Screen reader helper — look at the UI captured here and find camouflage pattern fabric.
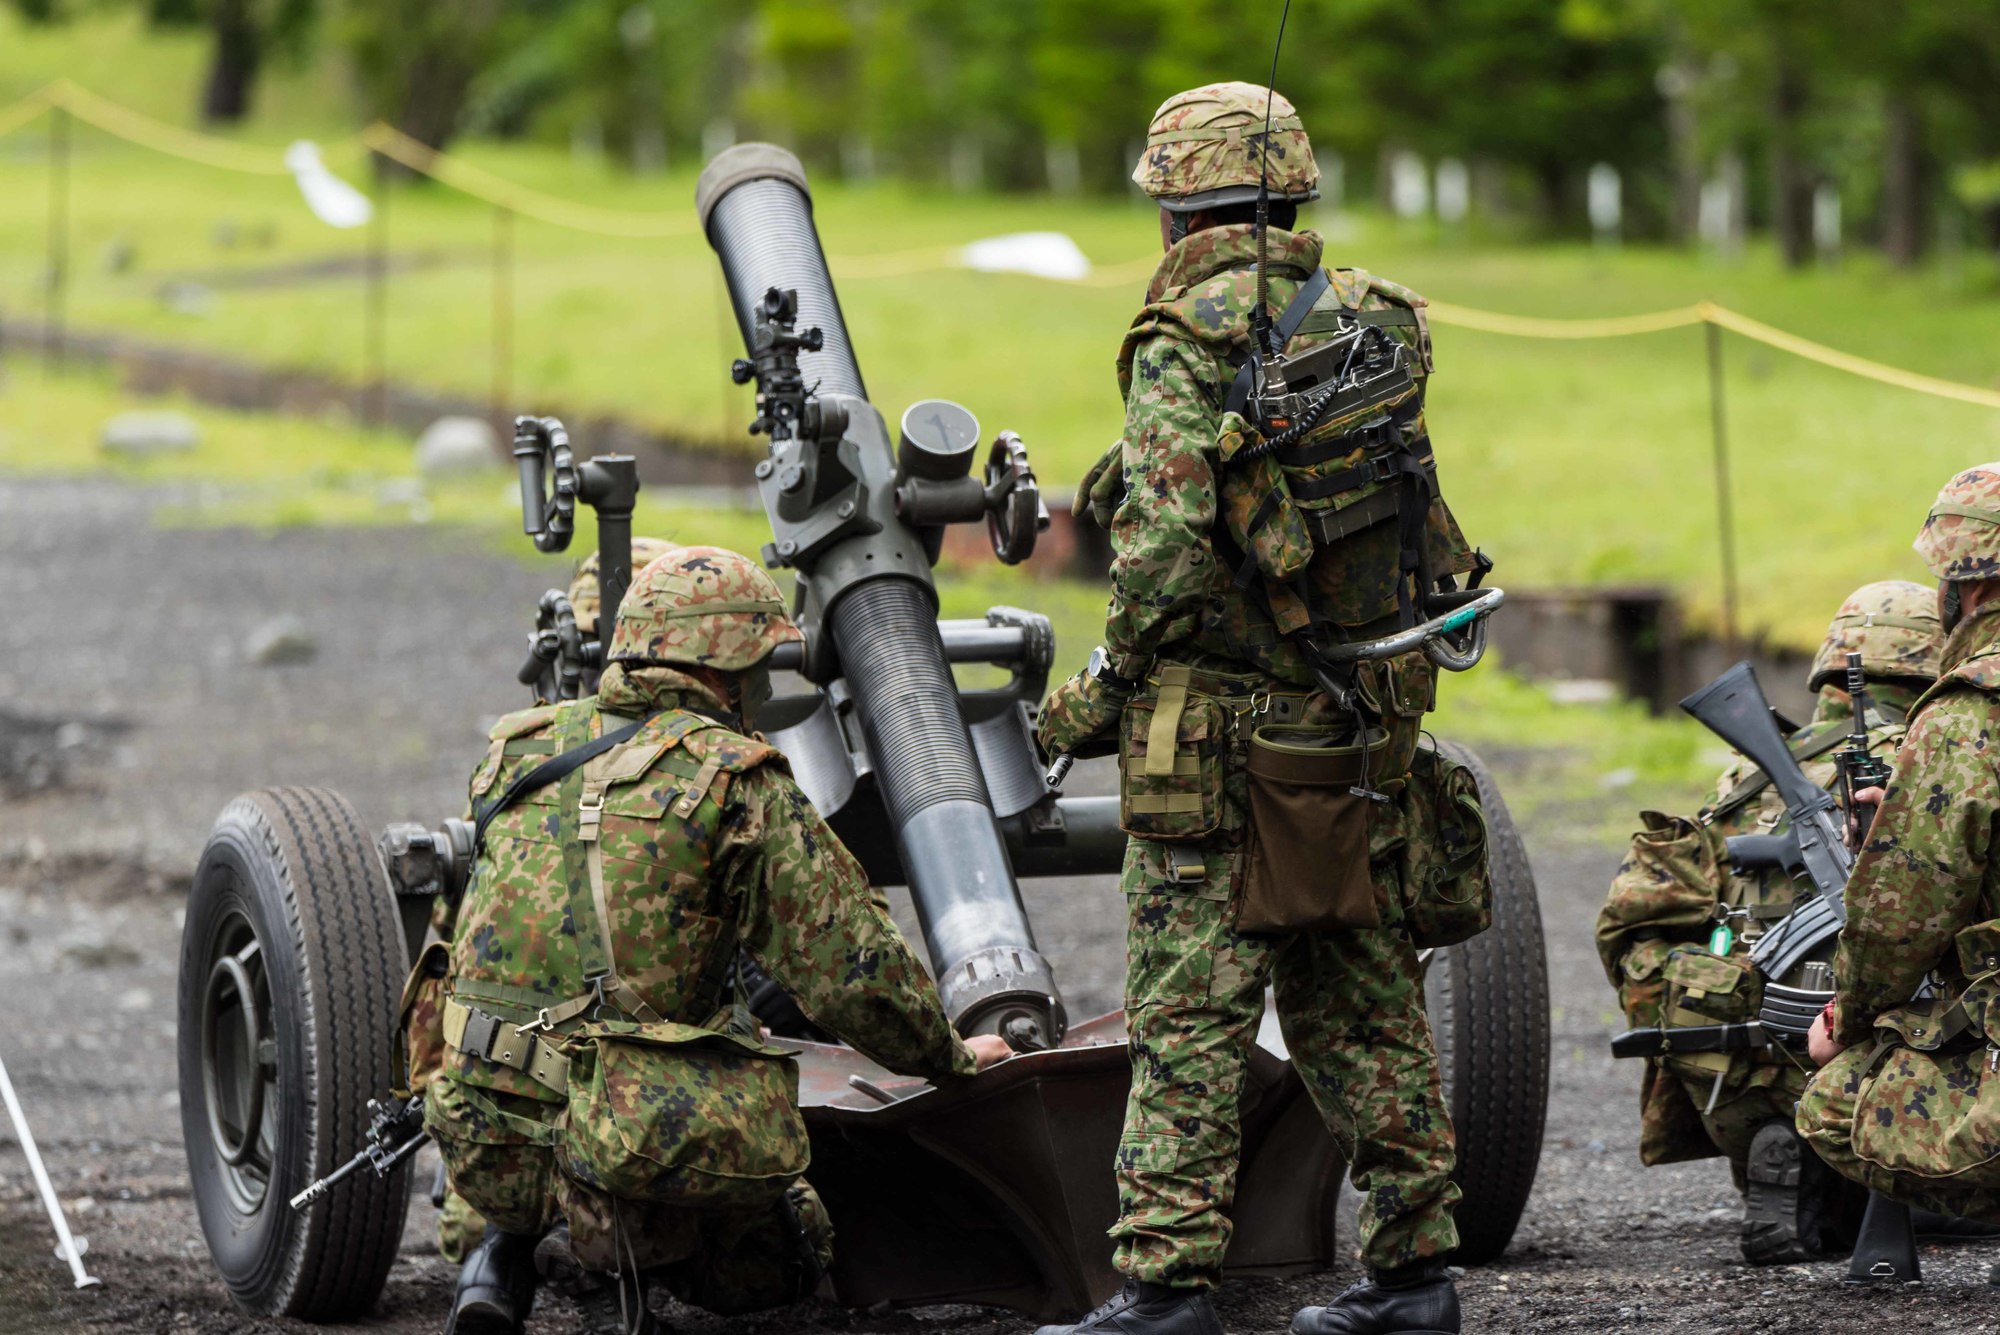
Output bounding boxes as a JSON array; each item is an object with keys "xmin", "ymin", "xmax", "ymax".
[
  {"xmin": 435, "ymin": 1188, "xmax": 488, "ymax": 1263},
  {"xmin": 1806, "ymin": 579, "xmax": 1941, "ymax": 693},
  {"xmin": 609, "ymin": 545, "xmax": 802, "ymax": 672},
  {"xmin": 1112, "ymin": 755, "xmax": 1459, "ymax": 1281},
  {"xmin": 1798, "ymin": 599, "xmax": 2000, "ymax": 1211},
  {"xmin": 1085, "ymin": 222, "xmax": 1467, "ymax": 1284},
  {"xmin": 569, "ymin": 535, "xmax": 679, "ymax": 637},
  {"xmin": 1913, "ymin": 463, "xmax": 2000, "ymax": 581},
  {"xmin": 1132, "ymin": 82, "xmax": 1317, "ymax": 205},
  {"xmin": 429, "ymin": 660, "xmax": 970, "ymax": 1293}
]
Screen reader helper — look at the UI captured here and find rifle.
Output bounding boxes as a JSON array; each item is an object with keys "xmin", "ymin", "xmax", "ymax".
[{"xmin": 288, "ymin": 1095, "xmax": 426, "ymax": 1211}]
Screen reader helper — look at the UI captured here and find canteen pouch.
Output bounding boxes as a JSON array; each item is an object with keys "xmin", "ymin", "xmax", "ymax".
[
  {"xmin": 395, "ymin": 939, "xmax": 452, "ymax": 1098},
  {"xmin": 1119, "ymin": 668, "xmax": 1228, "ymax": 842},
  {"xmin": 1237, "ymin": 723, "xmax": 1385, "ymax": 932},
  {"xmin": 556, "ymin": 1018, "xmax": 807, "ymax": 1212},
  {"xmin": 1396, "ymin": 744, "xmax": 1492, "ymax": 948},
  {"xmin": 1218, "ymin": 410, "xmax": 1314, "ymax": 585}
]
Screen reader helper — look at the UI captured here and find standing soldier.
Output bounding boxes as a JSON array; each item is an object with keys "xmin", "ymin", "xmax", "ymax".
[
  {"xmin": 1037, "ymin": 83, "xmax": 1478, "ymax": 1335},
  {"xmin": 1596, "ymin": 581, "xmax": 1941, "ymax": 1263},
  {"xmin": 1800, "ymin": 465, "xmax": 2000, "ymax": 1219},
  {"xmin": 427, "ymin": 546, "xmax": 1007, "ymax": 1335}
]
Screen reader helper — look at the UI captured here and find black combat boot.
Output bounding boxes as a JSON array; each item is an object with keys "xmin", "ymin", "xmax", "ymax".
[
  {"xmin": 444, "ymin": 1226, "xmax": 540, "ymax": 1335},
  {"xmin": 1912, "ymin": 1208, "xmax": 2000, "ymax": 1242},
  {"xmin": 1741, "ymin": 1120, "xmax": 1831, "ymax": 1264},
  {"xmin": 533, "ymin": 1225, "xmax": 660, "ymax": 1335},
  {"xmin": 1290, "ymin": 1261, "xmax": 1460, "ymax": 1335},
  {"xmin": 1031, "ymin": 1280, "xmax": 1223, "ymax": 1335}
]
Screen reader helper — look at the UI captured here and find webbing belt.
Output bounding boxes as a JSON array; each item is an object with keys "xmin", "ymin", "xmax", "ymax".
[{"xmin": 444, "ymin": 997, "xmax": 573, "ymax": 1094}]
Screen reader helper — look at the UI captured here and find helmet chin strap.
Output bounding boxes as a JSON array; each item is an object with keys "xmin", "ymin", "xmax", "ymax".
[
  {"xmin": 1168, "ymin": 210, "xmax": 1191, "ymax": 245},
  {"xmin": 1941, "ymin": 578, "xmax": 1964, "ymax": 632}
]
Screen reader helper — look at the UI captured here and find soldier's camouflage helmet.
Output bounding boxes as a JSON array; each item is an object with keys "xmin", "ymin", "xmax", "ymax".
[
  {"xmin": 1914, "ymin": 463, "xmax": 2000, "ymax": 583},
  {"xmin": 608, "ymin": 545, "xmax": 801, "ymax": 672},
  {"xmin": 569, "ymin": 536, "xmax": 679, "ymax": 637},
  {"xmin": 1132, "ymin": 82, "xmax": 1319, "ymax": 212},
  {"xmin": 1808, "ymin": 580, "xmax": 1943, "ymax": 693}
]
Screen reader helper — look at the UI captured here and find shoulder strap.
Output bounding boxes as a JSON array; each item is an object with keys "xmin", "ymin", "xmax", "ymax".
[
  {"xmin": 472, "ymin": 714, "xmax": 654, "ymax": 852},
  {"xmin": 1223, "ymin": 268, "xmax": 1334, "ymax": 416}
]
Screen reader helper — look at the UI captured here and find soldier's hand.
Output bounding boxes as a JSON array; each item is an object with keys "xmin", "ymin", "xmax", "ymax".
[
  {"xmin": 1807, "ymin": 1007, "xmax": 1846, "ymax": 1067},
  {"xmin": 1847, "ymin": 785, "xmax": 1887, "ymax": 846},
  {"xmin": 965, "ymin": 1034, "xmax": 1013, "ymax": 1072},
  {"xmin": 1034, "ymin": 671, "xmax": 1127, "ymax": 764}
]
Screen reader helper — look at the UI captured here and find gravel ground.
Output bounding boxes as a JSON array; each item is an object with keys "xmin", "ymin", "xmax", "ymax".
[{"xmin": 5, "ymin": 475, "xmax": 2000, "ymax": 1334}]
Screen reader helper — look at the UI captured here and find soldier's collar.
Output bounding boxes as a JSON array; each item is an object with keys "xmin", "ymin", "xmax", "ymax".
[
  {"xmin": 597, "ymin": 662, "xmax": 732, "ymax": 718},
  {"xmin": 1145, "ymin": 225, "xmax": 1323, "ymax": 304},
  {"xmin": 1939, "ymin": 599, "xmax": 2000, "ymax": 678}
]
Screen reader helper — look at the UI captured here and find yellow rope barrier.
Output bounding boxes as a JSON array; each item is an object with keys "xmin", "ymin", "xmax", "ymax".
[
  {"xmin": 0, "ymin": 81, "xmax": 1995, "ymax": 412},
  {"xmin": 49, "ymin": 79, "xmax": 294, "ymax": 175},
  {"xmin": 360, "ymin": 123, "xmax": 690, "ymax": 239},
  {"xmin": 1698, "ymin": 300, "xmax": 2000, "ymax": 411},
  {"xmin": 0, "ymin": 83, "xmax": 52, "ymax": 140},
  {"xmin": 1426, "ymin": 299, "xmax": 1705, "ymax": 339}
]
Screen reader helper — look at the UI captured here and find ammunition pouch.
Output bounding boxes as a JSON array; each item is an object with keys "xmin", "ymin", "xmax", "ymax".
[
  {"xmin": 554, "ymin": 1018, "xmax": 807, "ymax": 1213},
  {"xmin": 1236, "ymin": 722, "xmax": 1387, "ymax": 933},
  {"xmin": 1393, "ymin": 742, "xmax": 1492, "ymax": 948},
  {"xmin": 1118, "ymin": 666, "xmax": 1230, "ymax": 842}
]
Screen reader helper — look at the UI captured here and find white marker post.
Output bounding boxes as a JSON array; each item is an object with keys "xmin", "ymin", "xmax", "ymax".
[{"xmin": 0, "ymin": 1047, "xmax": 101, "ymax": 1288}]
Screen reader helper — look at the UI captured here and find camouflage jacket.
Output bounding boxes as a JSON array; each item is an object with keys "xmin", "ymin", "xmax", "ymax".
[
  {"xmin": 1834, "ymin": 602, "xmax": 2000, "ymax": 1046},
  {"xmin": 1596, "ymin": 685, "xmax": 1913, "ymax": 1017},
  {"xmin": 445, "ymin": 662, "xmax": 973, "ymax": 1099},
  {"xmin": 1083, "ymin": 224, "xmax": 1476, "ymax": 689}
]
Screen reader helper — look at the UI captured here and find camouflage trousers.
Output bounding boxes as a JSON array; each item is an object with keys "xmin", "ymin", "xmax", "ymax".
[
  {"xmin": 1797, "ymin": 1040, "xmax": 2000, "ymax": 1220},
  {"xmin": 437, "ymin": 1186, "xmax": 488, "ymax": 1263},
  {"xmin": 1109, "ymin": 836, "xmax": 1460, "ymax": 1285},
  {"xmin": 427, "ymin": 1075, "xmax": 833, "ymax": 1314},
  {"xmin": 1666, "ymin": 1053, "xmax": 1814, "ymax": 1186}
]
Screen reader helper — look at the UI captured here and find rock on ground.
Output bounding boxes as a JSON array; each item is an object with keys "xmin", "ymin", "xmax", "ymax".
[
  {"xmin": 415, "ymin": 416, "xmax": 502, "ymax": 477},
  {"xmin": 99, "ymin": 412, "xmax": 199, "ymax": 458}
]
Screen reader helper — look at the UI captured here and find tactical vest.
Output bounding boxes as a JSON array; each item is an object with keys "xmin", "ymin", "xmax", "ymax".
[
  {"xmin": 1120, "ymin": 265, "xmax": 1477, "ymax": 648},
  {"xmin": 444, "ymin": 699, "xmax": 778, "ymax": 1103}
]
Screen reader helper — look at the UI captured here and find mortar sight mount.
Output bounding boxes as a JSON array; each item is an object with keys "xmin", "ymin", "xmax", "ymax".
[{"xmin": 733, "ymin": 284, "xmax": 1048, "ymax": 575}]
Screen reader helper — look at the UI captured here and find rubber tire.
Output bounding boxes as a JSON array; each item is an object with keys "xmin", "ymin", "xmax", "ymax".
[
  {"xmin": 178, "ymin": 787, "xmax": 410, "ymax": 1320},
  {"xmin": 1425, "ymin": 741, "xmax": 1550, "ymax": 1265}
]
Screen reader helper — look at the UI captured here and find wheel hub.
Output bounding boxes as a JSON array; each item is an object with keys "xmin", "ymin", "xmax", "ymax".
[{"xmin": 199, "ymin": 911, "xmax": 277, "ymax": 1213}]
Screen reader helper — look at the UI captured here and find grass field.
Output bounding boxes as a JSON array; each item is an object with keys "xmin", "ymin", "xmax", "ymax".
[{"xmin": 4, "ymin": 10, "xmax": 2000, "ymax": 662}]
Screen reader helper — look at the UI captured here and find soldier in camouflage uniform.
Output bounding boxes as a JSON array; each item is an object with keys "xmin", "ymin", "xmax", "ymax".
[
  {"xmin": 1596, "ymin": 581, "xmax": 1941, "ymax": 1263},
  {"xmin": 1799, "ymin": 465, "xmax": 2000, "ymax": 1221},
  {"xmin": 1035, "ymin": 84, "xmax": 1473, "ymax": 1335},
  {"xmin": 433, "ymin": 536, "xmax": 685, "ymax": 1269},
  {"xmin": 426, "ymin": 546, "xmax": 1007, "ymax": 1335}
]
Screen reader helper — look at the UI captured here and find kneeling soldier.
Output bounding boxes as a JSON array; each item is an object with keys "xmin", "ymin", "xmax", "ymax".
[
  {"xmin": 1596, "ymin": 581, "xmax": 1940, "ymax": 1262},
  {"xmin": 1800, "ymin": 465, "xmax": 2000, "ymax": 1223},
  {"xmin": 425, "ymin": 546, "xmax": 1007, "ymax": 1334}
]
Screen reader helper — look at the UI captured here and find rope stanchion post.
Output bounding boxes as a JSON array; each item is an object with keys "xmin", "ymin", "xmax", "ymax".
[
  {"xmin": 363, "ymin": 155, "xmax": 388, "ymax": 428},
  {"xmin": 45, "ymin": 103, "xmax": 70, "ymax": 369},
  {"xmin": 1704, "ymin": 315, "xmax": 1741, "ymax": 658},
  {"xmin": 492, "ymin": 204, "xmax": 513, "ymax": 426}
]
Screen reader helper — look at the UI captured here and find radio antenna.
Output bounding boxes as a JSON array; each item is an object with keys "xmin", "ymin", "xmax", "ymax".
[{"xmin": 1252, "ymin": 0, "xmax": 1293, "ymax": 359}]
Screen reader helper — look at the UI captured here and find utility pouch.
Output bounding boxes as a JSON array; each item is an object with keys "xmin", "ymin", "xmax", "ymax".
[
  {"xmin": 424, "ymin": 1075, "xmax": 560, "ymax": 1236},
  {"xmin": 1237, "ymin": 723, "xmax": 1385, "ymax": 933},
  {"xmin": 1119, "ymin": 667, "xmax": 1227, "ymax": 842},
  {"xmin": 556, "ymin": 1018, "xmax": 806, "ymax": 1212},
  {"xmin": 395, "ymin": 939, "xmax": 452, "ymax": 1099},
  {"xmin": 1396, "ymin": 744, "xmax": 1492, "ymax": 948},
  {"xmin": 1661, "ymin": 947, "xmax": 1757, "ymax": 1028},
  {"xmin": 1218, "ymin": 411, "xmax": 1314, "ymax": 585}
]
